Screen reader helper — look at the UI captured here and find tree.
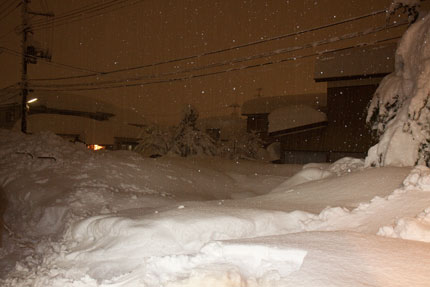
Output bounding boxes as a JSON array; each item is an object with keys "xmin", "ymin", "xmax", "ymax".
[
  {"xmin": 388, "ymin": 0, "xmax": 421, "ymax": 24},
  {"xmin": 366, "ymin": 8, "xmax": 430, "ymax": 167},
  {"xmin": 134, "ymin": 125, "xmax": 172, "ymax": 157},
  {"xmin": 169, "ymin": 104, "xmax": 217, "ymax": 157},
  {"xmin": 221, "ymin": 130, "xmax": 263, "ymax": 160}
]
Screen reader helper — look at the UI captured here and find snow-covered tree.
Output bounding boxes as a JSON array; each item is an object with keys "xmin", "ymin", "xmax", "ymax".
[
  {"xmin": 169, "ymin": 104, "xmax": 217, "ymax": 157},
  {"xmin": 134, "ymin": 125, "xmax": 172, "ymax": 157},
  {"xmin": 388, "ymin": 0, "xmax": 421, "ymax": 23},
  {"xmin": 218, "ymin": 130, "xmax": 263, "ymax": 160},
  {"xmin": 366, "ymin": 7, "xmax": 430, "ymax": 167}
]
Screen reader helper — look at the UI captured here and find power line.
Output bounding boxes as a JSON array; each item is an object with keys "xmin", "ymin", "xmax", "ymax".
[
  {"xmin": 0, "ymin": 82, "xmax": 20, "ymax": 104},
  {"xmin": 0, "ymin": 82, "xmax": 19, "ymax": 91},
  {"xmin": 0, "ymin": 46, "xmax": 102, "ymax": 74},
  {"xmin": 0, "ymin": 0, "xmax": 20, "ymax": 22},
  {"xmin": 30, "ymin": 35, "xmax": 402, "ymax": 92},
  {"xmin": 0, "ymin": 0, "xmax": 14, "ymax": 8},
  {"xmin": 29, "ymin": 20, "xmax": 407, "ymax": 90},
  {"xmin": 29, "ymin": 0, "xmax": 134, "ymax": 26},
  {"xmin": 25, "ymin": 0, "xmax": 144, "ymax": 31},
  {"xmin": 0, "ymin": 28, "xmax": 17, "ymax": 41},
  {"xmin": 29, "ymin": 8, "xmax": 390, "ymax": 82},
  {"xmin": 0, "ymin": 92, "xmax": 20, "ymax": 104}
]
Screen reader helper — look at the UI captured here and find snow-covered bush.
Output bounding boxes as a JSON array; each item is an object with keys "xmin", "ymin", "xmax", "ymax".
[
  {"xmin": 134, "ymin": 126, "xmax": 172, "ymax": 157},
  {"xmin": 169, "ymin": 105, "xmax": 218, "ymax": 157},
  {"xmin": 218, "ymin": 130, "xmax": 263, "ymax": 160},
  {"xmin": 366, "ymin": 9, "xmax": 430, "ymax": 167}
]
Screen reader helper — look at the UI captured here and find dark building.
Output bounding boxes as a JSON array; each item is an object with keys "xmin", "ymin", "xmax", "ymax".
[
  {"xmin": 269, "ymin": 43, "xmax": 396, "ymax": 164},
  {"xmin": 241, "ymin": 93, "xmax": 326, "ymax": 145}
]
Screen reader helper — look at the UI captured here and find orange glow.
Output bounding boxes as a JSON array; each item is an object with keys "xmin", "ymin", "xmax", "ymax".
[{"xmin": 88, "ymin": 144, "xmax": 105, "ymax": 151}]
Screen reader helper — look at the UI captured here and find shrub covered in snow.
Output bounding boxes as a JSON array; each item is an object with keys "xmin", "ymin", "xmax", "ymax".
[
  {"xmin": 366, "ymin": 9, "xmax": 430, "ymax": 167},
  {"xmin": 169, "ymin": 105, "xmax": 218, "ymax": 157},
  {"xmin": 134, "ymin": 126, "xmax": 172, "ymax": 157},
  {"xmin": 134, "ymin": 106, "xmax": 264, "ymax": 160},
  {"xmin": 218, "ymin": 130, "xmax": 264, "ymax": 160}
]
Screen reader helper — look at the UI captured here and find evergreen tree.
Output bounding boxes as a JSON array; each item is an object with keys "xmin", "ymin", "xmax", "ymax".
[
  {"xmin": 134, "ymin": 125, "xmax": 172, "ymax": 157},
  {"xmin": 170, "ymin": 105, "xmax": 217, "ymax": 157},
  {"xmin": 366, "ymin": 8, "xmax": 430, "ymax": 167}
]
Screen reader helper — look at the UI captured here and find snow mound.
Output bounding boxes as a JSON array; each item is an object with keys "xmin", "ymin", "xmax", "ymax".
[
  {"xmin": 0, "ymin": 129, "xmax": 89, "ymax": 165},
  {"xmin": 270, "ymin": 167, "xmax": 333, "ymax": 192},
  {"xmin": 378, "ymin": 208, "xmax": 430, "ymax": 242},
  {"xmin": 401, "ymin": 165, "xmax": 430, "ymax": 191},
  {"xmin": 271, "ymin": 157, "xmax": 364, "ymax": 191},
  {"xmin": 378, "ymin": 165, "xmax": 430, "ymax": 242},
  {"xmin": 327, "ymin": 157, "xmax": 364, "ymax": 176},
  {"xmin": 67, "ymin": 207, "xmax": 311, "ymax": 264},
  {"xmin": 144, "ymin": 241, "xmax": 306, "ymax": 287}
]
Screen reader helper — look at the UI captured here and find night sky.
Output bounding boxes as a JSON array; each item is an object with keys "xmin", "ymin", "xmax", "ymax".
[{"xmin": 0, "ymin": 0, "xmax": 420, "ymax": 125}]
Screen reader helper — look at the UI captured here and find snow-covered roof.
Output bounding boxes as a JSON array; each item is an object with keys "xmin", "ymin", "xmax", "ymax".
[
  {"xmin": 268, "ymin": 104, "xmax": 327, "ymax": 134},
  {"xmin": 314, "ymin": 43, "xmax": 396, "ymax": 81},
  {"xmin": 241, "ymin": 93, "xmax": 326, "ymax": 115},
  {"xmin": 198, "ymin": 115, "xmax": 246, "ymax": 140},
  {"xmin": 4, "ymin": 90, "xmax": 147, "ymax": 145},
  {"xmin": 15, "ymin": 114, "xmax": 144, "ymax": 145}
]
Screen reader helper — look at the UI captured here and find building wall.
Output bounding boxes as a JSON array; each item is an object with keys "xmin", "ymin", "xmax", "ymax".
[
  {"xmin": 325, "ymin": 84, "xmax": 377, "ymax": 158},
  {"xmin": 279, "ymin": 128, "xmax": 327, "ymax": 164},
  {"xmin": 279, "ymin": 128, "xmax": 327, "ymax": 152},
  {"xmin": 278, "ymin": 82, "xmax": 379, "ymax": 163},
  {"xmin": 246, "ymin": 114, "xmax": 268, "ymax": 134},
  {"xmin": 245, "ymin": 113, "xmax": 275, "ymax": 145}
]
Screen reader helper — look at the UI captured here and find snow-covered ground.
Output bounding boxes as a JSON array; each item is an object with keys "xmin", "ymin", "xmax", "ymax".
[{"xmin": 1, "ymin": 130, "xmax": 430, "ymax": 286}]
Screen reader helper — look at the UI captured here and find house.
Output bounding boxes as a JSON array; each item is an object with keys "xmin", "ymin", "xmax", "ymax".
[
  {"xmin": 198, "ymin": 115, "xmax": 246, "ymax": 142},
  {"xmin": 241, "ymin": 93, "xmax": 326, "ymax": 145},
  {"xmin": 268, "ymin": 104, "xmax": 329, "ymax": 163},
  {"xmin": 1, "ymin": 90, "xmax": 145, "ymax": 150},
  {"xmin": 271, "ymin": 43, "xmax": 396, "ymax": 163}
]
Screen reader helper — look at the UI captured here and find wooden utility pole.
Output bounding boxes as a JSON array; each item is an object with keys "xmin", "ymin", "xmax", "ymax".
[
  {"xmin": 21, "ymin": 0, "xmax": 29, "ymax": 133},
  {"xmin": 20, "ymin": 1, "xmax": 54, "ymax": 133}
]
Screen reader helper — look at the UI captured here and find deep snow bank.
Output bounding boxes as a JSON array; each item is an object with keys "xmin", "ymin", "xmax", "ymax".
[
  {"xmin": 3, "ymin": 130, "xmax": 430, "ymax": 286},
  {"xmin": 378, "ymin": 165, "xmax": 430, "ymax": 241}
]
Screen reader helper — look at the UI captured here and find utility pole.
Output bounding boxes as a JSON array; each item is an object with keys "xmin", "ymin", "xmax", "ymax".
[
  {"xmin": 20, "ymin": 0, "xmax": 29, "ymax": 133},
  {"xmin": 20, "ymin": 0, "xmax": 54, "ymax": 133}
]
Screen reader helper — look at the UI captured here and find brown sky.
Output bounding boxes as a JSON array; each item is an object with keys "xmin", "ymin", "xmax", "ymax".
[{"xmin": 0, "ymin": 0, "xmax": 422, "ymax": 125}]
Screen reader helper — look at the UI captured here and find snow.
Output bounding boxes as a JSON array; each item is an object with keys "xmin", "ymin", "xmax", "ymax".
[
  {"xmin": 1, "ymin": 130, "xmax": 430, "ymax": 286},
  {"xmin": 366, "ymin": 11, "xmax": 430, "ymax": 167},
  {"xmin": 197, "ymin": 115, "xmax": 246, "ymax": 141},
  {"xmin": 268, "ymin": 104, "xmax": 327, "ymax": 133},
  {"xmin": 241, "ymin": 93, "xmax": 325, "ymax": 115}
]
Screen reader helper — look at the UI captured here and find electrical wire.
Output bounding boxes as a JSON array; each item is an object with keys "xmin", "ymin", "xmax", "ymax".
[
  {"xmin": 29, "ymin": 20, "xmax": 407, "ymax": 90},
  {"xmin": 0, "ymin": 93, "xmax": 20, "ymax": 104},
  {"xmin": 0, "ymin": 46, "xmax": 102, "ymax": 74},
  {"xmin": 0, "ymin": 82, "xmax": 20, "ymax": 104},
  {"xmin": 29, "ymin": 8, "xmax": 391, "ymax": 82},
  {"xmin": 0, "ymin": 0, "xmax": 21, "ymax": 23},
  {"xmin": 0, "ymin": 28, "xmax": 17, "ymax": 41},
  {"xmin": 29, "ymin": 0, "xmax": 133, "ymax": 26},
  {"xmin": 30, "ymin": 35, "xmax": 402, "ymax": 92},
  {"xmin": 26, "ymin": 0, "xmax": 144, "ymax": 32}
]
